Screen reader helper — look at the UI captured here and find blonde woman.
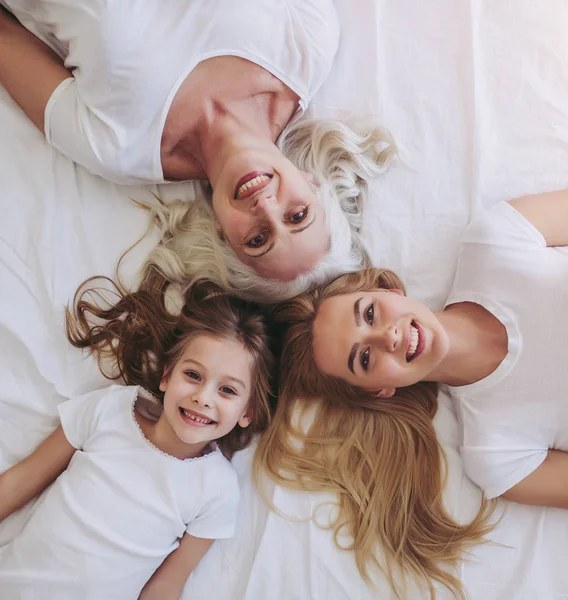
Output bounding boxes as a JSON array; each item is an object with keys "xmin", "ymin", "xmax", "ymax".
[
  {"xmin": 258, "ymin": 190, "xmax": 568, "ymax": 597},
  {"xmin": 0, "ymin": 2, "xmax": 393, "ymax": 298}
]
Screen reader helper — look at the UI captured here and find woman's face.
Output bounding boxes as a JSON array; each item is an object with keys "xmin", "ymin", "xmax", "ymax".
[
  {"xmin": 211, "ymin": 147, "xmax": 330, "ymax": 281},
  {"xmin": 311, "ymin": 289, "xmax": 450, "ymax": 395}
]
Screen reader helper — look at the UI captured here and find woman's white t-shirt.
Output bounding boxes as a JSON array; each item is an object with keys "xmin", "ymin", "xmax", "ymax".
[
  {"xmin": 445, "ymin": 201, "xmax": 568, "ymax": 499},
  {"xmin": 4, "ymin": 0, "xmax": 340, "ymax": 184},
  {"xmin": 0, "ymin": 385, "xmax": 239, "ymax": 599}
]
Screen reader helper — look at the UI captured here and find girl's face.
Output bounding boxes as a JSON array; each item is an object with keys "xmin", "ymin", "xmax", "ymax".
[
  {"xmin": 311, "ymin": 289, "xmax": 450, "ymax": 396},
  {"xmin": 159, "ymin": 335, "xmax": 253, "ymax": 451}
]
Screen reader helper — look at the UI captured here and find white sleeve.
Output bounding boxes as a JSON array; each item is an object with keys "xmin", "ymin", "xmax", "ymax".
[
  {"xmin": 185, "ymin": 469, "xmax": 240, "ymax": 540},
  {"xmin": 44, "ymin": 77, "xmax": 119, "ymax": 181},
  {"xmin": 463, "ymin": 201, "xmax": 547, "ymax": 251},
  {"xmin": 461, "ymin": 444, "xmax": 548, "ymax": 499},
  {"xmin": 57, "ymin": 387, "xmax": 110, "ymax": 450}
]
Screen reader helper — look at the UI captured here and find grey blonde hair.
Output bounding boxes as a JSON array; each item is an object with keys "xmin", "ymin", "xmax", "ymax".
[{"xmin": 141, "ymin": 120, "xmax": 395, "ymax": 302}]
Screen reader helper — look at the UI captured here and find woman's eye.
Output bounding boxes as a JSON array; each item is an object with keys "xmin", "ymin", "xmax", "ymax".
[
  {"xmin": 220, "ymin": 386, "xmax": 237, "ymax": 396},
  {"xmin": 245, "ymin": 232, "xmax": 267, "ymax": 248},
  {"xmin": 288, "ymin": 208, "xmax": 308, "ymax": 224},
  {"xmin": 365, "ymin": 304, "xmax": 374, "ymax": 325},
  {"xmin": 185, "ymin": 371, "xmax": 200, "ymax": 381},
  {"xmin": 360, "ymin": 348, "xmax": 370, "ymax": 372}
]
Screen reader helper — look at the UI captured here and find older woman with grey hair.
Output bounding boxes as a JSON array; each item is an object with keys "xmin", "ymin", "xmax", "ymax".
[
  {"xmin": 0, "ymin": 1, "xmax": 393, "ymax": 300},
  {"xmin": 145, "ymin": 119, "xmax": 393, "ymax": 301}
]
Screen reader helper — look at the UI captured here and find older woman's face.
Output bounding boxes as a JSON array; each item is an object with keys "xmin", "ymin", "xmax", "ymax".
[
  {"xmin": 311, "ymin": 289, "xmax": 450, "ymax": 396},
  {"xmin": 211, "ymin": 149, "xmax": 330, "ymax": 281}
]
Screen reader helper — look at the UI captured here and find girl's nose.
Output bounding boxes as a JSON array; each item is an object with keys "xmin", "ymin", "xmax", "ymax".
[{"xmin": 192, "ymin": 392, "xmax": 212, "ymax": 408}]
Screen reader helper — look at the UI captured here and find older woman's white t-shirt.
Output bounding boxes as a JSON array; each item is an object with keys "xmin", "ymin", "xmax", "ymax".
[
  {"xmin": 4, "ymin": 0, "xmax": 339, "ymax": 184},
  {"xmin": 0, "ymin": 385, "xmax": 239, "ymax": 599}
]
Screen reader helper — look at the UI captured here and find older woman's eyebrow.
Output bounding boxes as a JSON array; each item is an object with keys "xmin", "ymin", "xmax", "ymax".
[
  {"xmin": 290, "ymin": 216, "xmax": 316, "ymax": 234},
  {"xmin": 250, "ymin": 216, "xmax": 317, "ymax": 259},
  {"xmin": 249, "ymin": 242, "xmax": 276, "ymax": 258}
]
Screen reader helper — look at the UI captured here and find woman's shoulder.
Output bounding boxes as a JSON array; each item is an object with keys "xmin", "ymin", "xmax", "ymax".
[{"xmin": 461, "ymin": 200, "xmax": 546, "ymax": 251}]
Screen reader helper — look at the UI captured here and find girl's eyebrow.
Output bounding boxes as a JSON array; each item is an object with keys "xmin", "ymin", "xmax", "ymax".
[
  {"xmin": 181, "ymin": 359, "xmax": 247, "ymax": 389},
  {"xmin": 226, "ymin": 375, "xmax": 247, "ymax": 389}
]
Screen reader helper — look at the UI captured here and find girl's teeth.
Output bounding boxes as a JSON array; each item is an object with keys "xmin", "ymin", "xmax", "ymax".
[
  {"xmin": 181, "ymin": 408, "xmax": 212, "ymax": 424},
  {"xmin": 237, "ymin": 174, "xmax": 270, "ymax": 198}
]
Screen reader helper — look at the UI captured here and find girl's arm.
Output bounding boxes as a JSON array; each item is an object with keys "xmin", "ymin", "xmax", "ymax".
[
  {"xmin": 509, "ymin": 189, "xmax": 568, "ymax": 247},
  {"xmin": 501, "ymin": 450, "xmax": 568, "ymax": 509},
  {"xmin": 138, "ymin": 534, "xmax": 215, "ymax": 600},
  {"xmin": 0, "ymin": 7, "xmax": 71, "ymax": 133},
  {"xmin": 0, "ymin": 426, "xmax": 76, "ymax": 521}
]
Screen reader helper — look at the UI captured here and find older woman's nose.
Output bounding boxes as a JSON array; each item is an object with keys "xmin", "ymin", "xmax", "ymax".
[{"xmin": 251, "ymin": 193, "xmax": 276, "ymax": 211}]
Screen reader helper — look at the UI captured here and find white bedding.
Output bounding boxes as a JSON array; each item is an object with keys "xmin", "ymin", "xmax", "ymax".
[{"xmin": 1, "ymin": 1, "xmax": 568, "ymax": 598}]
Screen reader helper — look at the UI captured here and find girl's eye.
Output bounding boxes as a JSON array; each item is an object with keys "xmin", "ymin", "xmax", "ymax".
[
  {"xmin": 288, "ymin": 208, "xmax": 308, "ymax": 224},
  {"xmin": 220, "ymin": 386, "xmax": 237, "ymax": 396},
  {"xmin": 245, "ymin": 232, "xmax": 267, "ymax": 248},
  {"xmin": 365, "ymin": 304, "xmax": 374, "ymax": 325},
  {"xmin": 185, "ymin": 371, "xmax": 201, "ymax": 381},
  {"xmin": 360, "ymin": 348, "xmax": 370, "ymax": 372}
]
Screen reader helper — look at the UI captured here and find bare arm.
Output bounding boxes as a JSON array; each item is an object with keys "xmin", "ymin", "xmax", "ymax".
[
  {"xmin": 0, "ymin": 7, "xmax": 71, "ymax": 132},
  {"xmin": 509, "ymin": 189, "xmax": 568, "ymax": 247},
  {"xmin": 501, "ymin": 450, "xmax": 568, "ymax": 509},
  {"xmin": 138, "ymin": 534, "xmax": 215, "ymax": 600},
  {"xmin": 0, "ymin": 426, "xmax": 76, "ymax": 521}
]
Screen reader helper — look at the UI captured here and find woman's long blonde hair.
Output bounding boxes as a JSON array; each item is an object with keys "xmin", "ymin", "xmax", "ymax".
[{"xmin": 255, "ymin": 268, "xmax": 495, "ymax": 599}]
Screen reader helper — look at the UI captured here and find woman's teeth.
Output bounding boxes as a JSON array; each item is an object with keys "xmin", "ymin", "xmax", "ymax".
[
  {"xmin": 407, "ymin": 324, "xmax": 419, "ymax": 361},
  {"xmin": 236, "ymin": 174, "xmax": 271, "ymax": 199},
  {"xmin": 180, "ymin": 408, "xmax": 213, "ymax": 425}
]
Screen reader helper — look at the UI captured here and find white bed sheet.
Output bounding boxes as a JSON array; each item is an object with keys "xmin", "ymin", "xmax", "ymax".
[{"xmin": 1, "ymin": 0, "xmax": 568, "ymax": 598}]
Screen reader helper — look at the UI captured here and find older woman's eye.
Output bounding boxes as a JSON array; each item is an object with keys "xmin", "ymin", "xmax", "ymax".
[
  {"xmin": 245, "ymin": 232, "xmax": 267, "ymax": 248},
  {"xmin": 360, "ymin": 348, "xmax": 370, "ymax": 371},
  {"xmin": 288, "ymin": 208, "xmax": 308, "ymax": 224},
  {"xmin": 365, "ymin": 304, "xmax": 374, "ymax": 325}
]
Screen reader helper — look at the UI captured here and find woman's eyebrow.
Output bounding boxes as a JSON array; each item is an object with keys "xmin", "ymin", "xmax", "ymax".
[{"xmin": 348, "ymin": 297, "xmax": 364, "ymax": 373}]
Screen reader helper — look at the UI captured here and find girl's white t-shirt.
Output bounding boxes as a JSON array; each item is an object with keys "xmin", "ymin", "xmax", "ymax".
[
  {"xmin": 445, "ymin": 201, "xmax": 568, "ymax": 499},
  {"xmin": 0, "ymin": 385, "xmax": 239, "ymax": 600},
  {"xmin": 4, "ymin": 0, "xmax": 339, "ymax": 184}
]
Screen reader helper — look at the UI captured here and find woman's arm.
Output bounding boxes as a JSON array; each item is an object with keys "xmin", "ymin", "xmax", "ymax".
[
  {"xmin": 138, "ymin": 534, "xmax": 215, "ymax": 600},
  {"xmin": 0, "ymin": 426, "xmax": 76, "ymax": 521},
  {"xmin": 509, "ymin": 189, "xmax": 568, "ymax": 247},
  {"xmin": 0, "ymin": 7, "xmax": 71, "ymax": 133},
  {"xmin": 501, "ymin": 450, "xmax": 568, "ymax": 509}
]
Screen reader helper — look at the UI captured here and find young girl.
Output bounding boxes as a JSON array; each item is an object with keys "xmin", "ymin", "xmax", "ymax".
[
  {"xmin": 0, "ymin": 281, "xmax": 274, "ymax": 600},
  {"xmin": 257, "ymin": 189, "xmax": 568, "ymax": 598}
]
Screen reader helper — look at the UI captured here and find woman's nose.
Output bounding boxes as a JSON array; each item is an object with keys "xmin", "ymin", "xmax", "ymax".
[{"xmin": 372, "ymin": 324, "xmax": 400, "ymax": 353}]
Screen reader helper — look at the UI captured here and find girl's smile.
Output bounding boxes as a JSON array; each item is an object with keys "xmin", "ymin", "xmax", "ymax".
[{"xmin": 147, "ymin": 335, "xmax": 254, "ymax": 459}]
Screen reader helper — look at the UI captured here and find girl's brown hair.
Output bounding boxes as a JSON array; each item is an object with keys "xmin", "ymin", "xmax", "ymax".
[
  {"xmin": 255, "ymin": 268, "xmax": 495, "ymax": 599},
  {"xmin": 66, "ymin": 275, "xmax": 274, "ymax": 458}
]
